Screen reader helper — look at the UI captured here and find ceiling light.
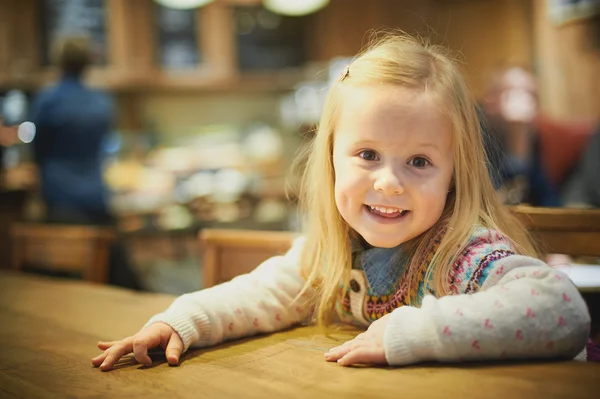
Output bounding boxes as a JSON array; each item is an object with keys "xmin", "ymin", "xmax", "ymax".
[
  {"xmin": 263, "ymin": 0, "xmax": 329, "ymax": 16},
  {"xmin": 154, "ymin": 0, "xmax": 214, "ymax": 10}
]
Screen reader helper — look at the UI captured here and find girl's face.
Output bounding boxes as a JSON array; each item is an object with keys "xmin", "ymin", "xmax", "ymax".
[{"xmin": 332, "ymin": 85, "xmax": 454, "ymax": 248}]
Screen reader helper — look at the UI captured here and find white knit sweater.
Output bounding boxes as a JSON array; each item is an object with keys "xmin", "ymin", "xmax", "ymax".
[{"xmin": 146, "ymin": 235, "xmax": 590, "ymax": 366}]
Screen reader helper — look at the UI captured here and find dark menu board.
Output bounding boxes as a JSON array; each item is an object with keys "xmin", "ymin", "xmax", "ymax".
[
  {"xmin": 156, "ymin": 6, "xmax": 201, "ymax": 70},
  {"xmin": 40, "ymin": 0, "xmax": 107, "ymax": 65},
  {"xmin": 234, "ymin": 6, "xmax": 306, "ymax": 71}
]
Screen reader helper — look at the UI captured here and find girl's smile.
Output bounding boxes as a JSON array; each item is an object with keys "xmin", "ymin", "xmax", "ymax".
[{"xmin": 364, "ymin": 205, "xmax": 411, "ymax": 224}]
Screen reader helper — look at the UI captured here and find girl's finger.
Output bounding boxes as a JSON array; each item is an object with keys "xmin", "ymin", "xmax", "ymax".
[
  {"xmin": 165, "ymin": 333, "xmax": 184, "ymax": 365},
  {"xmin": 97, "ymin": 340, "xmax": 119, "ymax": 350},
  {"xmin": 100, "ymin": 339, "xmax": 134, "ymax": 371},
  {"xmin": 324, "ymin": 340, "xmax": 361, "ymax": 362},
  {"xmin": 331, "ymin": 338, "xmax": 354, "ymax": 352},
  {"xmin": 337, "ymin": 347, "xmax": 386, "ymax": 367},
  {"xmin": 132, "ymin": 342, "xmax": 152, "ymax": 366},
  {"xmin": 99, "ymin": 349, "xmax": 124, "ymax": 371},
  {"xmin": 91, "ymin": 350, "xmax": 108, "ymax": 367},
  {"xmin": 326, "ymin": 345, "xmax": 340, "ymax": 354},
  {"xmin": 324, "ymin": 342, "xmax": 346, "ymax": 360},
  {"xmin": 133, "ymin": 331, "xmax": 162, "ymax": 366}
]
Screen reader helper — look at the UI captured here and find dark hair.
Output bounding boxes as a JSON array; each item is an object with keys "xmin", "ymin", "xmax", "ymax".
[{"xmin": 53, "ymin": 36, "xmax": 92, "ymax": 76}]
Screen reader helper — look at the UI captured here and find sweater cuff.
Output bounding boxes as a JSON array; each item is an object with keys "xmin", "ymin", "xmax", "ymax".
[
  {"xmin": 145, "ymin": 310, "xmax": 212, "ymax": 352},
  {"xmin": 383, "ymin": 306, "xmax": 438, "ymax": 366}
]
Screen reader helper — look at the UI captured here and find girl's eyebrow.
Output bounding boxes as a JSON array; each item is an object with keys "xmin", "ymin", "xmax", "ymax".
[
  {"xmin": 352, "ymin": 140, "xmax": 379, "ymax": 146},
  {"xmin": 352, "ymin": 139, "xmax": 442, "ymax": 154},
  {"xmin": 415, "ymin": 142, "xmax": 442, "ymax": 152}
]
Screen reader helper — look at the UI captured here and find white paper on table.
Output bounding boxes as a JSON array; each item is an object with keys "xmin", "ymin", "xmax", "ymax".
[{"xmin": 553, "ymin": 264, "xmax": 600, "ymax": 288}]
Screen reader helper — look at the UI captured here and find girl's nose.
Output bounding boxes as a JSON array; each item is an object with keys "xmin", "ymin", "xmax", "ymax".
[{"xmin": 373, "ymin": 168, "xmax": 404, "ymax": 196}]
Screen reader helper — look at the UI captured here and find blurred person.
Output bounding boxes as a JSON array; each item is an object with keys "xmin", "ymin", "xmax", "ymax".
[
  {"xmin": 480, "ymin": 66, "xmax": 561, "ymax": 207},
  {"xmin": 561, "ymin": 12, "xmax": 600, "ymax": 208},
  {"xmin": 562, "ymin": 124, "xmax": 600, "ymax": 208},
  {"xmin": 31, "ymin": 36, "xmax": 113, "ymax": 224},
  {"xmin": 30, "ymin": 36, "xmax": 139, "ymax": 289},
  {"xmin": 93, "ymin": 34, "xmax": 592, "ymax": 371}
]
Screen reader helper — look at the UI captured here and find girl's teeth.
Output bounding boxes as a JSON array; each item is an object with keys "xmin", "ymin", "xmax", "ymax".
[{"xmin": 370, "ymin": 206, "xmax": 402, "ymax": 214}]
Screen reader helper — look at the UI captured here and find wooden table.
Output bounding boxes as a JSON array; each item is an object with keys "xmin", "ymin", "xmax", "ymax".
[{"xmin": 1, "ymin": 271, "xmax": 599, "ymax": 399}]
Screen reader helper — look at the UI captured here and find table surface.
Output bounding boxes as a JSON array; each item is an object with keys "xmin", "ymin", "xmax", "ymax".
[{"xmin": 1, "ymin": 271, "xmax": 599, "ymax": 399}]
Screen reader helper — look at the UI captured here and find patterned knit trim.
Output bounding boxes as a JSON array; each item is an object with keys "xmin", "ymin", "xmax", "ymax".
[
  {"xmin": 364, "ymin": 283, "xmax": 410, "ymax": 319},
  {"xmin": 464, "ymin": 249, "xmax": 515, "ymax": 293},
  {"xmin": 449, "ymin": 228, "xmax": 514, "ymax": 294},
  {"xmin": 340, "ymin": 291, "xmax": 351, "ymax": 314},
  {"xmin": 337, "ymin": 227, "xmax": 515, "ymax": 324},
  {"xmin": 362, "ymin": 229, "xmax": 444, "ymax": 322},
  {"xmin": 338, "ymin": 274, "xmax": 409, "ymax": 320}
]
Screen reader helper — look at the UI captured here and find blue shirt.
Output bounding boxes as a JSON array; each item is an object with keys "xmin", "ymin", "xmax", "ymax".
[{"xmin": 31, "ymin": 75, "xmax": 113, "ymax": 213}]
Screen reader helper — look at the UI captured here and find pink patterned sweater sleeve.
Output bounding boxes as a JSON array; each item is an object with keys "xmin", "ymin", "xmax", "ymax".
[
  {"xmin": 145, "ymin": 237, "xmax": 310, "ymax": 352},
  {"xmin": 383, "ymin": 229, "xmax": 591, "ymax": 366}
]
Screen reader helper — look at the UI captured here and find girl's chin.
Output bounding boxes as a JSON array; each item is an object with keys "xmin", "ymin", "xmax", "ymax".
[{"xmin": 357, "ymin": 233, "xmax": 406, "ymax": 248}]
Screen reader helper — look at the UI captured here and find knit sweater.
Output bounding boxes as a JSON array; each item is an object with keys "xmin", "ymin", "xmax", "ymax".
[{"xmin": 146, "ymin": 227, "xmax": 590, "ymax": 366}]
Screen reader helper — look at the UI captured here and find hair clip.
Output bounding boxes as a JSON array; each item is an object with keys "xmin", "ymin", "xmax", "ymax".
[{"xmin": 339, "ymin": 65, "xmax": 350, "ymax": 82}]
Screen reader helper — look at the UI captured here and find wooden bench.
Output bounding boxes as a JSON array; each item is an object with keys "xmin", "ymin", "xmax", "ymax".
[
  {"xmin": 199, "ymin": 206, "xmax": 600, "ymax": 288},
  {"xmin": 512, "ymin": 206, "xmax": 600, "ymax": 257},
  {"xmin": 10, "ymin": 223, "xmax": 116, "ymax": 284}
]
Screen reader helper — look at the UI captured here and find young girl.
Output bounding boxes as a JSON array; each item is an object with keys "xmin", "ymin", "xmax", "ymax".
[{"xmin": 92, "ymin": 34, "xmax": 590, "ymax": 371}]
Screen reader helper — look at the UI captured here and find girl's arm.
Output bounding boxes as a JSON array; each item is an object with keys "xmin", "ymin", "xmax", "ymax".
[
  {"xmin": 145, "ymin": 237, "xmax": 310, "ymax": 352},
  {"xmin": 383, "ymin": 255, "xmax": 590, "ymax": 365}
]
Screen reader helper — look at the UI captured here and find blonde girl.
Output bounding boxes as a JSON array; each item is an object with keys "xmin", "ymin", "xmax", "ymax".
[{"xmin": 93, "ymin": 33, "xmax": 589, "ymax": 371}]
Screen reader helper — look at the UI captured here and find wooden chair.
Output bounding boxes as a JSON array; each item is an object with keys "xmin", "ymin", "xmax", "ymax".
[
  {"xmin": 199, "ymin": 229, "xmax": 295, "ymax": 288},
  {"xmin": 10, "ymin": 223, "xmax": 116, "ymax": 284},
  {"xmin": 510, "ymin": 206, "xmax": 600, "ymax": 257}
]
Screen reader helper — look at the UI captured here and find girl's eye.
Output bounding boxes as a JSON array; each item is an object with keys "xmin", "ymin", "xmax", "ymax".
[
  {"xmin": 358, "ymin": 150, "xmax": 379, "ymax": 161},
  {"xmin": 409, "ymin": 157, "xmax": 430, "ymax": 168}
]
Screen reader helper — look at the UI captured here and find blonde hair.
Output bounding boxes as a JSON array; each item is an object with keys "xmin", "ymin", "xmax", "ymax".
[{"xmin": 296, "ymin": 32, "xmax": 537, "ymax": 326}]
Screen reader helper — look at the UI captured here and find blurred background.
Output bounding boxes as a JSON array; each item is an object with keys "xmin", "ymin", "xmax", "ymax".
[{"xmin": 0, "ymin": 0, "xmax": 599, "ymax": 293}]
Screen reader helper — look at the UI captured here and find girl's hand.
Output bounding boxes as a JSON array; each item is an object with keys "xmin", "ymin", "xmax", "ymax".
[
  {"xmin": 91, "ymin": 322, "xmax": 183, "ymax": 371},
  {"xmin": 324, "ymin": 313, "xmax": 390, "ymax": 366}
]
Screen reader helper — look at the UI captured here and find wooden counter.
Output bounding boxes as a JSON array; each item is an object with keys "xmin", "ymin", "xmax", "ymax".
[{"xmin": 0, "ymin": 270, "xmax": 598, "ymax": 398}]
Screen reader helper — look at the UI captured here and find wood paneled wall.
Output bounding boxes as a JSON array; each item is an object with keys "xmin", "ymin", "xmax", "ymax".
[
  {"xmin": 533, "ymin": 0, "xmax": 600, "ymax": 119},
  {"xmin": 307, "ymin": 0, "xmax": 533, "ymax": 98},
  {"xmin": 0, "ymin": 0, "xmax": 40, "ymax": 88}
]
